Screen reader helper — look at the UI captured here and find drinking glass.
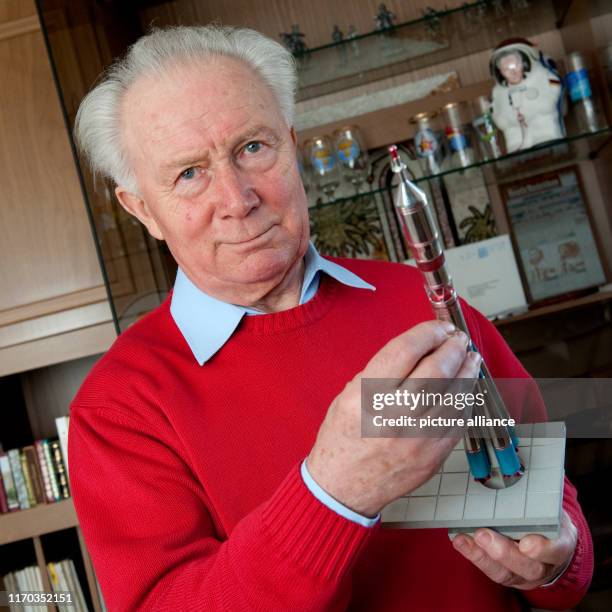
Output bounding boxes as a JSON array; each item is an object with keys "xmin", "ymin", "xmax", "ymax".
[
  {"xmin": 304, "ymin": 136, "xmax": 341, "ymax": 202},
  {"xmin": 332, "ymin": 125, "xmax": 371, "ymax": 194}
]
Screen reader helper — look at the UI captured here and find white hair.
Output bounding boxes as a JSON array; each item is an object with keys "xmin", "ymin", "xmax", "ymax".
[{"xmin": 73, "ymin": 25, "xmax": 297, "ymax": 194}]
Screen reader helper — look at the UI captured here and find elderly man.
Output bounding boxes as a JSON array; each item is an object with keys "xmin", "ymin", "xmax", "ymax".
[{"xmin": 70, "ymin": 26, "xmax": 592, "ymax": 611}]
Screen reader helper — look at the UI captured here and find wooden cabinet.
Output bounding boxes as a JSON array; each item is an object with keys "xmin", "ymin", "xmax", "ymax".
[{"xmin": 0, "ymin": 0, "xmax": 116, "ymax": 377}]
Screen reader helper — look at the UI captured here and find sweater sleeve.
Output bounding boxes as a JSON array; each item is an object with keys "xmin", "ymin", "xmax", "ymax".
[
  {"xmin": 68, "ymin": 403, "xmax": 376, "ymax": 612},
  {"xmin": 462, "ymin": 302, "xmax": 594, "ymax": 609}
]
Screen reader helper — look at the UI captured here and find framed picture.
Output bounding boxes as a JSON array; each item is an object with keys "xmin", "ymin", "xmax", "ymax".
[{"xmin": 500, "ymin": 166, "xmax": 606, "ymax": 303}]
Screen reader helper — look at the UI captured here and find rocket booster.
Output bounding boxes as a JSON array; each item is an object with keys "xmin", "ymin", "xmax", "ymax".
[{"xmin": 388, "ymin": 145, "xmax": 523, "ymax": 487}]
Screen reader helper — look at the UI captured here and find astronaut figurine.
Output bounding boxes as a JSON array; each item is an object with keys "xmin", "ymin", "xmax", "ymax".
[{"xmin": 490, "ymin": 38, "xmax": 565, "ymax": 152}]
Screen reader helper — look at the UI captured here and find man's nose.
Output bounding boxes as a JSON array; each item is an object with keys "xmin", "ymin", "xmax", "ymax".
[{"xmin": 213, "ymin": 161, "xmax": 260, "ymax": 219}]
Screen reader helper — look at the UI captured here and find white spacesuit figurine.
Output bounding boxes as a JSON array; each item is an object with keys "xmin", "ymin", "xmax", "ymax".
[{"xmin": 490, "ymin": 38, "xmax": 565, "ymax": 152}]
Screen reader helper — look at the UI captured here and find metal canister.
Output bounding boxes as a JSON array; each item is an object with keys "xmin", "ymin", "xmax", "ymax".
[
  {"xmin": 471, "ymin": 95, "xmax": 504, "ymax": 160},
  {"xmin": 565, "ymin": 51, "xmax": 606, "ymax": 133},
  {"xmin": 410, "ymin": 111, "xmax": 443, "ymax": 176},
  {"xmin": 441, "ymin": 102, "xmax": 475, "ymax": 169}
]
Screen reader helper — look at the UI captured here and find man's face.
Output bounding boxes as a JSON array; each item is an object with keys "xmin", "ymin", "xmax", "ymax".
[
  {"xmin": 117, "ymin": 56, "xmax": 309, "ymax": 304},
  {"xmin": 498, "ymin": 52, "xmax": 524, "ymax": 85}
]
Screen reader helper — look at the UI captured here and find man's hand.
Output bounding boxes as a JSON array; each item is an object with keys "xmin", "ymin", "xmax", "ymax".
[
  {"xmin": 452, "ymin": 509, "xmax": 577, "ymax": 589},
  {"xmin": 306, "ymin": 320, "xmax": 482, "ymax": 517}
]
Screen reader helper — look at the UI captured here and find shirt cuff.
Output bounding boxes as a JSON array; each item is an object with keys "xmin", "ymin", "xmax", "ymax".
[{"xmin": 301, "ymin": 459, "xmax": 380, "ymax": 528}]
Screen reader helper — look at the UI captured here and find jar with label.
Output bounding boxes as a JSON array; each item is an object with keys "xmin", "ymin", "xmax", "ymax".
[
  {"xmin": 471, "ymin": 95, "xmax": 504, "ymax": 160},
  {"xmin": 441, "ymin": 102, "xmax": 477, "ymax": 170},
  {"xmin": 410, "ymin": 111, "xmax": 444, "ymax": 176},
  {"xmin": 564, "ymin": 51, "xmax": 608, "ymax": 133},
  {"xmin": 303, "ymin": 136, "xmax": 341, "ymax": 202},
  {"xmin": 332, "ymin": 125, "xmax": 371, "ymax": 194}
]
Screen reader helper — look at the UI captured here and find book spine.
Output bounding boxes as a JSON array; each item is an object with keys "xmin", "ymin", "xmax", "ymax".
[
  {"xmin": 23, "ymin": 446, "xmax": 45, "ymax": 505},
  {"xmin": 50, "ymin": 441, "xmax": 70, "ymax": 499},
  {"xmin": 47, "ymin": 562, "xmax": 60, "ymax": 593},
  {"xmin": 0, "ymin": 470, "xmax": 9, "ymax": 513},
  {"xmin": 55, "ymin": 416, "xmax": 70, "ymax": 480},
  {"xmin": 35, "ymin": 441, "xmax": 55, "ymax": 503},
  {"xmin": 54, "ymin": 561, "xmax": 72, "ymax": 612},
  {"xmin": 19, "ymin": 451, "xmax": 37, "ymax": 508},
  {"xmin": 0, "ymin": 453, "xmax": 20, "ymax": 511},
  {"xmin": 66, "ymin": 559, "xmax": 88, "ymax": 612},
  {"xmin": 42, "ymin": 440, "xmax": 60, "ymax": 502},
  {"xmin": 4, "ymin": 572, "xmax": 19, "ymax": 612},
  {"xmin": 7, "ymin": 449, "xmax": 30, "ymax": 510}
]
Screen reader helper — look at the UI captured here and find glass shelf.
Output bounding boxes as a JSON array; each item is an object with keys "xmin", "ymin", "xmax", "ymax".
[
  {"xmin": 309, "ymin": 127, "xmax": 612, "ymax": 210},
  {"xmin": 295, "ymin": 0, "xmax": 559, "ymax": 101}
]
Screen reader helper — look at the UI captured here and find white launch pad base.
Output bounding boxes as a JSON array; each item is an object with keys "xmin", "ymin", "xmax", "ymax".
[{"xmin": 381, "ymin": 422, "xmax": 566, "ymax": 540}]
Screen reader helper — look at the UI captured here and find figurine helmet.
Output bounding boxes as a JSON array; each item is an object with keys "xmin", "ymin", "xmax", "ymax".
[{"xmin": 489, "ymin": 38, "xmax": 545, "ymax": 86}]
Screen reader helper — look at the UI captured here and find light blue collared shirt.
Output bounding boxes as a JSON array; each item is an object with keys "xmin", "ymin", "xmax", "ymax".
[{"xmin": 170, "ymin": 242, "xmax": 379, "ymax": 527}]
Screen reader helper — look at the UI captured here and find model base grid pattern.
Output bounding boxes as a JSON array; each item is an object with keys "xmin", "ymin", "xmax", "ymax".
[{"xmin": 381, "ymin": 422, "xmax": 565, "ymax": 539}]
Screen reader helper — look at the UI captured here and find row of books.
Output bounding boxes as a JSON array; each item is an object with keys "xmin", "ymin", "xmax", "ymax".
[
  {"xmin": 1, "ymin": 558, "xmax": 90, "ymax": 612},
  {"xmin": 0, "ymin": 416, "xmax": 70, "ymax": 513}
]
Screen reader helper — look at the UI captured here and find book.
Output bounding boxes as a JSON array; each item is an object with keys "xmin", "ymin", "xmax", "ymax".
[
  {"xmin": 0, "ymin": 453, "xmax": 20, "ymax": 511},
  {"xmin": 19, "ymin": 451, "xmax": 37, "ymax": 508},
  {"xmin": 23, "ymin": 446, "xmax": 46, "ymax": 505},
  {"xmin": 14, "ymin": 567, "xmax": 35, "ymax": 612},
  {"xmin": 50, "ymin": 441, "xmax": 70, "ymax": 499},
  {"xmin": 42, "ymin": 440, "xmax": 60, "ymax": 502},
  {"xmin": 0, "ymin": 470, "xmax": 8, "ymax": 513},
  {"xmin": 55, "ymin": 416, "xmax": 70, "ymax": 479},
  {"xmin": 35, "ymin": 440, "xmax": 55, "ymax": 503},
  {"xmin": 3, "ymin": 572, "xmax": 19, "ymax": 612},
  {"xmin": 62, "ymin": 559, "xmax": 88, "ymax": 612},
  {"xmin": 7, "ymin": 449, "xmax": 30, "ymax": 510},
  {"xmin": 54, "ymin": 561, "xmax": 74, "ymax": 612},
  {"xmin": 47, "ymin": 561, "xmax": 61, "ymax": 592}
]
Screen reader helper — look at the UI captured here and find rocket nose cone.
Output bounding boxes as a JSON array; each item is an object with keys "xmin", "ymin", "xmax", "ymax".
[{"xmin": 393, "ymin": 172, "xmax": 427, "ymax": 208}]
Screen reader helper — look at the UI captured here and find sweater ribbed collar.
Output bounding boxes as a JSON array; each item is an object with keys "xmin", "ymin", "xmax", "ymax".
[{"xmin": 170, "ymin": 242, "xmax": 375, "ymax": 365}]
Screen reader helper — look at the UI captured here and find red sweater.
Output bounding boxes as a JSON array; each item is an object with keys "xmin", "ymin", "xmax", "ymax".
[{"xmin": 69, "ymin": 258, "xmax": 593, "ymax": 611}]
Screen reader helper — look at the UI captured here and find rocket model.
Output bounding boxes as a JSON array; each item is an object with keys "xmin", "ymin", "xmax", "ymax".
[{"xmin": 388, "ymin": 144, "xmax": 524, "ymax": 489}]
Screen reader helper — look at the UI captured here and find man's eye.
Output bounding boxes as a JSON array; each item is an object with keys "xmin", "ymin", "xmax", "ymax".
[
  {"xmin": 244, "ymin": 141, "xmax": 263, "ymax": 154},
  {"xmin": 180, "ymin": 167, "xmax": 198, "ymax": 181}
]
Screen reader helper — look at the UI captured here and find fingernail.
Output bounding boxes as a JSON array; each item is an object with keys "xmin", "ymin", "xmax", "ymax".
[
  {"xmin": 454, "ymin": 537, "xmax": 468, "ymax": 552},
  {"xmin": 453, "ymin": 330, "xmax": 469, "ymax": 345},
  {"xmin": 469, "ymin": 351, "xmax": 482, "ymax": 365},
  {"xmin": 476, "ymin": 531, "xmax": 491, "ymax": 546},
  {"xmin": 442, "ymin": 322, "xmax": 455, "ymax": 334}
]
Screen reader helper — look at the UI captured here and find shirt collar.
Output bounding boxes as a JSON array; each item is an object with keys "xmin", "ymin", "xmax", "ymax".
[{"xmin": 170, "ymin": 242, "xmax": 375, "ymax": 365}]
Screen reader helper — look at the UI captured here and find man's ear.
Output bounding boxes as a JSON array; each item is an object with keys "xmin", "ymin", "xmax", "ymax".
[
  {"xmin": 115, "ymin": 187, "xmax": 164, "ymax": 240},
  {"xmin": 289, "ymin": 126, "xmax": 298, "ymax": 148}
]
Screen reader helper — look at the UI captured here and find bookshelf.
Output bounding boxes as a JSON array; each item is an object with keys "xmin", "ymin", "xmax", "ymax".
[
  {"xmin": 0, "ymin": 500, "xmax": 78, "ymax": 547},
  {"xmin": 0, "ymin": 507, "xmax": 103, "ymax": 612}
]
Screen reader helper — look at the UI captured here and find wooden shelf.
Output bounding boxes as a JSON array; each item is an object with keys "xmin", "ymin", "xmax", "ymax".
[
  {"xmin": 493, "ymin": 290, "xmax": 612, "ymax": 327},
  {"xmin": 0, "ymin": 498, "xmax": 78, "ymax": 546}
]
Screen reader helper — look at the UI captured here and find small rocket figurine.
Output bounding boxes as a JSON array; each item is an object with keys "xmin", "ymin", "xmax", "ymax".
[{"xmin": 388, "ymin": 145, "xmax": 524, "ymax": 489}]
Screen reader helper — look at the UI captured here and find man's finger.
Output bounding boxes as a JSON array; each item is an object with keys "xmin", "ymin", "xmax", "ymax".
[
  {"xmin": 473, "ymin": 529, "xmax": 549, "ymax": 583},
  {"xmin": 361, "ymin": 320, "xmax": 455, "ymax": 379},
  {"xmin": 518, "ymin": 510, "xmax": 577, "ymax": 566},
  {"xmin": 452, "ymin": 534, "xmax": 519, "ymax": 586},
  {"xmin": 409, "ymin": 330, "xmax": 471, "ymax": 380}
]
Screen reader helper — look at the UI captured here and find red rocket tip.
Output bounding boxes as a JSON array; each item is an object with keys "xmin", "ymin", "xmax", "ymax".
[{"xmin": 388, "ymin": 144, "xmax": 399, "ymax": 160}]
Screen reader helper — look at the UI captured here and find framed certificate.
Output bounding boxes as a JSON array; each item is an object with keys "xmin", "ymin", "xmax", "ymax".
[{"xmin": 500, "ymin": 166, "xmax": 606, "ymax": 303}]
